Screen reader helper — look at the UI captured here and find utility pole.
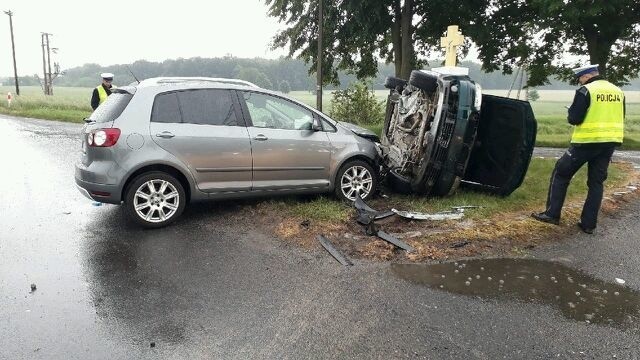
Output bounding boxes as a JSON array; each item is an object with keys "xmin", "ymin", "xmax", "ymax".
[
  {"xmin": 45, "ymin": 33, "xmax": 53, "ymax": 95},
  {"xmin": 4, "ymin": 10, "xmax": 19, "ymax": 95},
  {"xmin": 41, "ymin": 33, "xmax": 48, "ymax": 95},
  {"xmin": 40, "ymin": 32, "xmax": 54, "ymax": 95},
  {"xmin": 316, "ymin": 0, "xmax": 323, "ymax": 111}
]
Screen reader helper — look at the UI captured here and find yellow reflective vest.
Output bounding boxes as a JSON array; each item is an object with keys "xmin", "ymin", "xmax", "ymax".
[
  {"xmin": 95, "ymin": 84, "xmax": 116, "ymax": 105},
  {"xmin": 571, "ymin": 80, "xmax": 624, "ymax": 144}
]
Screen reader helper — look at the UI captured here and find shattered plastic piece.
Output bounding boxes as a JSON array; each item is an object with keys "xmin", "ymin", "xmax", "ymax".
[
  {"xmin": 451, "ymin": 205, "xmax": 481, "ymax": 212},
  {"xmin": 626, "ymin": 186, "xmax": 638, "ymax": 191},
  {"xmin": 450, "ymin": 240, "xmax": 470, "ymax": 249},
  {"xmin": 354, "ymin": 194, "xmax": 395, "ymax": 225},
  {"xmin": 613, "ymin": 192, "xmax": 629, "ymax": 196},
  {"xmin": 376, "ymin": 230, "xmax": 416, "ymax": 253},
  {"xmin": 615, "ymin": 278, "xmax": 626, "ymax": 285},
  {"xmin": 317, "ymin": 235, "xmax": 353, "ymax": 266},
  {"xmin": 391, "ymin": 208, "xmax": 464, "ymax": 221}
]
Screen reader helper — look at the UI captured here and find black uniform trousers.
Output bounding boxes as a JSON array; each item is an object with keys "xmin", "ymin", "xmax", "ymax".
[{"xmin": 545, "ymin": 144, "xmax": 615, "ymax": 228}]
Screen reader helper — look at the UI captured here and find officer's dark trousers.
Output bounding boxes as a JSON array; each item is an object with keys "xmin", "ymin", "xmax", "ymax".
[{"xmin": 545, "ymin": 145, "xmax": 615, "ymax": 228}]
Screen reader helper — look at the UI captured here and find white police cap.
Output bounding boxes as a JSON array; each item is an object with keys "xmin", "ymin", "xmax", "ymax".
[
  {"xmin": 572, "ymin": 64, "xmax": 599, "ymax": 78},
  {"xmin": 100, "ymin": 72, "xmax": 114, "ymax": 79}
]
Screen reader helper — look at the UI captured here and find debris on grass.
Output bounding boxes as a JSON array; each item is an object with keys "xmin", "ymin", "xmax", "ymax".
[
  {"xmin": 318, "ymin": 235, "xmax": 353, "ymax": 266},
  {"xmin": 391, "ymin": 208, "xmax": 465, "ymax": 221},
  {"xmin": 450, "ymin": 240, "xmax": 470, "ymax": 249}
]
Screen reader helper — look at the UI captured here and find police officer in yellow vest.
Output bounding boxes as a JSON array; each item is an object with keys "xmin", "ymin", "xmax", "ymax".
[
  {"xmin": 532, "ymin": 64, "xmax": 625, "ymax": 234},
  {"xmin": 90, "ymin": 72, "xmax": 116, "ymax": 110}
]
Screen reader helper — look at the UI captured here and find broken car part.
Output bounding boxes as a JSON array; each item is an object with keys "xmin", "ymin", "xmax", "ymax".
[
  {"xmin": 391, "ymin": 208, "xmax": 464, "ymax": 221},
  {"xmin": 376, "ymin": 230, "xmax": 416, "ymax": 253},
  {"xmin": 317, "ymin": 235, "xmax": 353, "ymax": 266},
  {"xmin": 354, "ymin": 194, "xmax": 395, "ymax": 225}
]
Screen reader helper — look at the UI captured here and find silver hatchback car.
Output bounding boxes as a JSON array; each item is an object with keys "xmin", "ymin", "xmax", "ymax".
[{"xmin": 75, "ymin": 77, "xmax": 380, "ymax": 228}]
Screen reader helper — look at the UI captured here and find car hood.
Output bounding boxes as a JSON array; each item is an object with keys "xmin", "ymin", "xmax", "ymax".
[{"xmin": 337, "ymin": 121, "xmax": 379, "ymax": 142}]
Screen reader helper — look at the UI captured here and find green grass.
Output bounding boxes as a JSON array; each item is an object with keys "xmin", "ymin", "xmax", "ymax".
[
  {"xmin": 268, "ymin": 158, "xmax": 630, "ymax": 223},
  {"xmin": 1, "ymin": 86, "xmax": 639, "ymax": 149},
  {"xmin": 0, "ymin": 86, "xmax": 92, "ymax": 123}
]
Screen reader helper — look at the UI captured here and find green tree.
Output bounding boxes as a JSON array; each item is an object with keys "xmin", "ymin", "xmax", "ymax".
[
  {"xmin": 265, "ymin": 0, "xmax": 487, "ymax": 83},
  {"xmin": 234, "ymin": 66, "xmax": 274, "ymax": 89},
  {"xmin": 469, "ymin": 1, "xmax": 640, "ymax": 86},
  {"xmin": 329, "ymin": 81, "xmax": 384, "ymax": 125},
  {"xmin": 279, "ymin": 80, "xmax": 291, "ymax": 93},
  {"xmin": 527, "ymin": 88, "xmax": 540, "ymax": 102}
]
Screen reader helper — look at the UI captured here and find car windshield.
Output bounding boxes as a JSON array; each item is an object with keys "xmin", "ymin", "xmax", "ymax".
[{"xmin": 89, "ymin": 93, "xmax": 133, "ymax": 123}]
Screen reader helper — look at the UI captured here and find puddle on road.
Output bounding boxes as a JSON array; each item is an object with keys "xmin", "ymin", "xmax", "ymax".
[{"xmin": 391, "ymin": 259, "xmax": 640, "ymax": 328}]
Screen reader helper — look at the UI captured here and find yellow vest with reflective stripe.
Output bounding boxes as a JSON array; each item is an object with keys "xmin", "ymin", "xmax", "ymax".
[
  {"xmin": 95, "ymin": 84, "xmax": 117, "ymax": 105},
  {"xmin": 571, "ymin": 80, "xmax": 624, "ymax": 144}
]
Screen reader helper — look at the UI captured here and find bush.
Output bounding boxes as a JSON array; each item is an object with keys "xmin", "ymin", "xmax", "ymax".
[
  {"xmin": 329, "ymin": 81, "xmax": 384, "ymax": 126},
  {"xmin": 528, "ymin": 88, "xmax": 540, "ymax": 101},
  {"xmin": 279, "ymin": 80, "xmax": 291, "ymax": 93}
]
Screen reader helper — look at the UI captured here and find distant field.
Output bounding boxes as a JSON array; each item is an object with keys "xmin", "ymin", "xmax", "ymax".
[{"xmin": 1, "ymin": 86, "xmax": 639, "ymax": 149}]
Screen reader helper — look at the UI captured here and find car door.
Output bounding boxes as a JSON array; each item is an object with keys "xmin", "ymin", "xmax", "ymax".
[
  {"xmin": 238, "ymin": 91, "xmax": 332, "ymax": 191},
  {"xmin": 149, "ymin": 89, "xmax": 253, "ymax": 193},
  {"xmin": 462, "ymin": 94, "xmax": 537, "ymax": 196}
]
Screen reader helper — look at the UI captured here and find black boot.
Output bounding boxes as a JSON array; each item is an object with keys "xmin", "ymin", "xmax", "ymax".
[{"xmin": 531, "ymin": 212, "xmax": 560, "ymax": 225}]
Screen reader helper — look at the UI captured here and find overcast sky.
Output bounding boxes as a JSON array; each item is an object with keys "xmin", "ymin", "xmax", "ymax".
[{"xmin": 1, "ymin": 0, "xmax": 288, "ymax": 77}]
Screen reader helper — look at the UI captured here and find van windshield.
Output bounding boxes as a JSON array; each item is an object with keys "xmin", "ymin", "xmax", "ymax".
[{"xmin": 90, "ymin": 93, "xmax": 133, "ymax": 123}]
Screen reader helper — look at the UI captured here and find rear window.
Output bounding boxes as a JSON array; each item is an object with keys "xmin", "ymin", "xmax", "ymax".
[
  {"xmin": 90, "ymin": 93, "xmax": 133, "ymax": 123},
  {"xmin": 151, "ymin": 89, "xmax": 238, "ymax": 126}
]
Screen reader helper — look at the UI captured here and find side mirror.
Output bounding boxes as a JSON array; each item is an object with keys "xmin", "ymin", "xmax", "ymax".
[{"xmin": 312, "ymin": 118, "xmax": 323, "ymax": 132}]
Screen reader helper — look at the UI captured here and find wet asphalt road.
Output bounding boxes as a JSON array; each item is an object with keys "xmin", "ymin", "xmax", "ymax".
[{"xmin": 1, "ymin": 115, "xmax": 640, "ymax": 359}]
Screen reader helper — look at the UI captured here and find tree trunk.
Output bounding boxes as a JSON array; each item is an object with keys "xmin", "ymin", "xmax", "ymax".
[
  {"xmin": 583, "ymin": 26, "xmax": 613, "ymax": 79},
  {"xmin": 399, "ymin": 0, "xmax": 414, "ymax": 79},
  {"xmin": 391, "ymin": 0, "xmax": 402, "ymax": 77}
]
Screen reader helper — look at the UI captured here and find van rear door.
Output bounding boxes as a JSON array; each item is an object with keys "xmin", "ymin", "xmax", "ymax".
[{"xmin": 462, "ymin": 95, "xmax": 537, "ymax": 196}]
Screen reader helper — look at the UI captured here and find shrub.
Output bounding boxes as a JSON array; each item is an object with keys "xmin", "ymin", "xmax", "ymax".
[
  {"xmin": 528, "ymin": 88, "xmax": 540, "ymax": 102},
  {"xmin": 329, "ymin": 81, "xmax": 384, "ymax": 126}
]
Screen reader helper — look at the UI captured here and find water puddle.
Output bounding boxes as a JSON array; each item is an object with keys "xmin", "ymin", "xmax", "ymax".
[{"xmin": 391, "ymin": 258, "xmax": 640, "ymax": 328}]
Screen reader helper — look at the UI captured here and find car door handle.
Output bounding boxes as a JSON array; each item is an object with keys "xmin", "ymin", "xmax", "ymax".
[
  {"xmin": 253, "ymin": 134, "xmax": 268, "ymax": 141},
  {"xmin": 155, "ymin": 131, "xmax": 175, "ymax": 139}
]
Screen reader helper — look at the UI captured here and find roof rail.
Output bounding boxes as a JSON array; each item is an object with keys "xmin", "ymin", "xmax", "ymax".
[{"xmin": 154, "ymin": 77, "xmax": 259, "ymax": 88}]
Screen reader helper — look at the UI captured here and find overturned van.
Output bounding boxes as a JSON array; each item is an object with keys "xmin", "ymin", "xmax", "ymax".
[{"xmin": 380, "ymin": 67, "xmax": 537, "ymax": 197}]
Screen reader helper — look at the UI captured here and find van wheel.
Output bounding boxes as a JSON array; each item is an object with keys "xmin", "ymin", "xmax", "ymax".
[
  {"xmin": 125, "ymin": 172, "xmax": 186, "ymax": 228},
  {"xmin": 387, "ymin": 167, "xmax": 413, "ymax": 194},
  {"xmin": 384, "ymin": 76, "xmax": 407, "ymax": 91},
  {"xmin": 409, "ymin": 70, "xmax": 438, "ymax": 94},
  {"xmin": 335, "ymin": 160, "xmax": 378, "ymax": 202}
]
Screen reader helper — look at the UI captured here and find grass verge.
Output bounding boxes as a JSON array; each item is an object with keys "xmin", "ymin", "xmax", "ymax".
[{"xmin": 250, "ymin": 158, "xmax": 639, "ymax": 261}]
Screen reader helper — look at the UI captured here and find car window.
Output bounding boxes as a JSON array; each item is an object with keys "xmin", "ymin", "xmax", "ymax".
[
  {"xmin": 243, "ymin": 92, "xmax": 313, "ymax": 130},
  {"xmin": 177, "ymin": 90, "xmax": 238, "ymax": 126},
  {"xmin": 90, "ymin": 93, "xmax": 133, "ymax": 123},
  {"xmin": 151, "ymin": 92, "xmax": 181, "ymax": 123},
  {"xmin": 151, "ymin": 90, "xmax": 238, "ymax": 126}
]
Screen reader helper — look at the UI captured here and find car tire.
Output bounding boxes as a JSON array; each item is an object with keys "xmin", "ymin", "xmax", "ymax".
[
  {"xmin": 125, "ymin": 172, "xmax": 186, "ymax": 229},
  {"xmin": 335, "ymin": 160, "xmax": 378, "ymax": 202},
  {"xmin": 387, "ymin": 167, "xmax": 413, "ymax": 194},
  {"xmin": 409, "ymin": 70, "xmax": 438, "ymax": 94},
  {"xmin": 384, "ymin": 76, "xmax": 407, "ymax": 91}
]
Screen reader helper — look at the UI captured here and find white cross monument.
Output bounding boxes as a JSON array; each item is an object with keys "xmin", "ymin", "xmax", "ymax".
[{"xmin": 440, "ymin": 25, "xmax": 465, "ymax": 67}]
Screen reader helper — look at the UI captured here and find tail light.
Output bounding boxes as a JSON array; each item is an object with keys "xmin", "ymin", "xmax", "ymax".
[{"xmin": 87, "ymin": 128, "xmax": 121, "ymax": 147}]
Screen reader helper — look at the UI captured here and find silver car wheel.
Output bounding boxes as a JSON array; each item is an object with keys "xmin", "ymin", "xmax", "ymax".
[
  {"xmin": 133, "ymin": 179, "xmax": 180, "ymax": 223},
  {"xmin": 340, "ymin": 165, "xmax": 373, "ymax": 201}
]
